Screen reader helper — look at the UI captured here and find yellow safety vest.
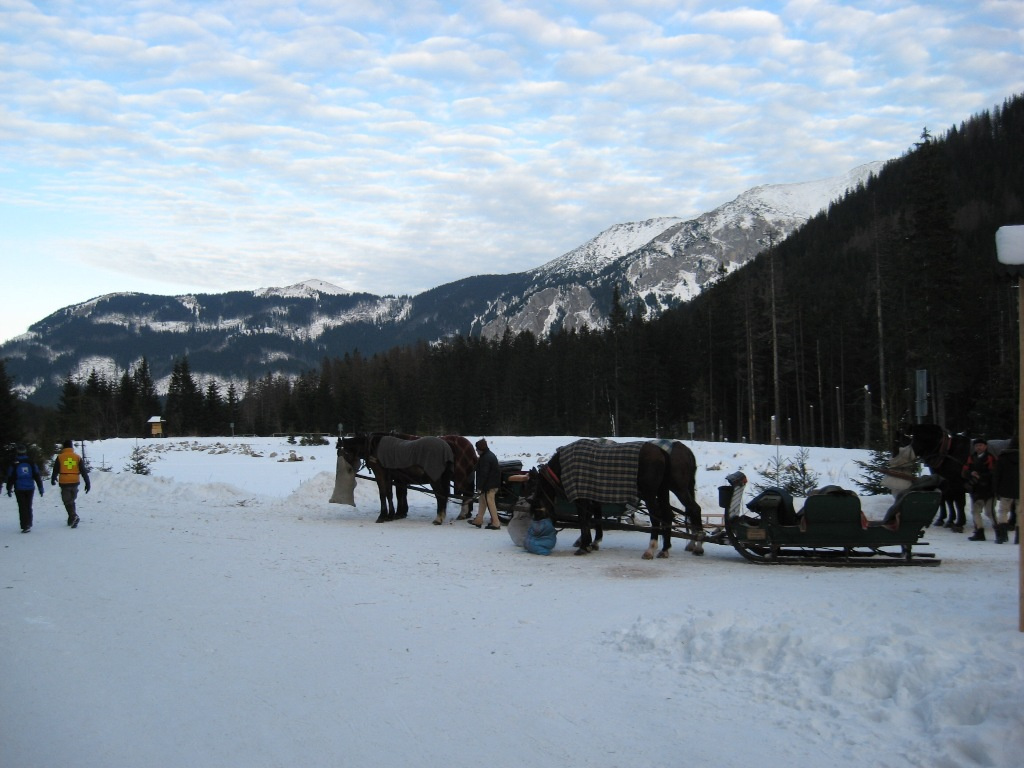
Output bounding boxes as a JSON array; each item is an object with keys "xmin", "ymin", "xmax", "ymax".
[{"xmin": 56, "ymin": 448, "xmax": 82, "ymax": 485}]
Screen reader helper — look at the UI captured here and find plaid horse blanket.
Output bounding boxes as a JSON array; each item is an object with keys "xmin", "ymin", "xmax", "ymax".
[
  {"xmin": 376, "ymin": 436, "xmax": 453, "ymax": 482},
  {"xmin": 557, "ymin": 439, "xmax": 646, "ymax": 504}
]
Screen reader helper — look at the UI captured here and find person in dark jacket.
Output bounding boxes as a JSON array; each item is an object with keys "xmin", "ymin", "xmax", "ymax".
[
  {"xmin": 962, "ymin": 437, "xmax": 996, "ymax": 541},
  {"xmin": 6, "ymin": 443, "xmax": 44, "ymax": 533},
  {"xmin": 469, "ymin": 438, "xmax": 501, "ymax": 530},
  {"xmin": 993, "ymin": 437, "xmax": 1018, "ymax": 544},
  {"xmin": 51, "ymin": 439, "xmax": 91, "ymax": 528}
]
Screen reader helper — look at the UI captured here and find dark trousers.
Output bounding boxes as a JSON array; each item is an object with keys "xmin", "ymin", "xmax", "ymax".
[
  {"xmin": 60, "ymin": 484, "xmax": 80, "ymax": 520},
  {"xmin": 14, "ymin": 489, "xmax": 35, "ymax": 530}
]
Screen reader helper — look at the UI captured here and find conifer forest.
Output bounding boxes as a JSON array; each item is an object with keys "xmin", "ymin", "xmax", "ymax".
[{"xmin": 5, "ymin": 94, "xmax": 1024, "ymax": 452}]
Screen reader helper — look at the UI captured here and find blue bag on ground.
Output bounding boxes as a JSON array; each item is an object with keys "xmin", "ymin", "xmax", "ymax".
[{"xmin": 524, "ymin": 517, "xmax": 556, "ymax": 555}]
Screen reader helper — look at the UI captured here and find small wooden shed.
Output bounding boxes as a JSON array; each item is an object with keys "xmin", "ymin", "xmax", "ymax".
[{"xmin": 148, "ymin": 416, "xmax": 166, "ymax": 437}]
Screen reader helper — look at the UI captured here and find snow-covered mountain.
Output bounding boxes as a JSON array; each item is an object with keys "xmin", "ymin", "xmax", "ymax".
[
  {"xmin": 0, "ymin": 163, "xmax": 883, "ymax": 404},
  {"xmin": 472, "ymin": 162, "xmax": 883, "ymax": 339}
]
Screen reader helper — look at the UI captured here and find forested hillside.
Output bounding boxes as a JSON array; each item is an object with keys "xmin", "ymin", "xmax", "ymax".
[{"xmin": 13, "ymin": 95, "xmax": 1024, "ymax": 448}]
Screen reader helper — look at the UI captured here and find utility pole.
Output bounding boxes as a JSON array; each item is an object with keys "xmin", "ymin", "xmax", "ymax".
[{"xmin": 766, "ymin": 228, "xmax": 781, "ymax": 445}]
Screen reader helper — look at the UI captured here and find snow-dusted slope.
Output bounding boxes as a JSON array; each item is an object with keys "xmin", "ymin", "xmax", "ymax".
[
  {"xmin": 476, "ymin": 162, "xmax": 885, "ymax": 338},
  {"xmin": 254, "ymin": 279, "xmax": 350, "ymax": 299}
]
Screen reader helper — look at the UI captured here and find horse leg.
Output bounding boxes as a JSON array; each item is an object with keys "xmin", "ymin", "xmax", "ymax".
[
  {"xmin": 395, "ymin": 484, "xmax": 408, "ymax": 519},
  {"xmin": 953, "ymin": 492, "xmax": 966, "ymax": 532},
  {"xmin": 375, "ymin": 476, "xmax": 390, "ymax": 523},
  {"xmin": 680, "ymin": 493, "xmax": 705, "ymax": 557},
  {"xmin": 575, "ymin": 501, "xmax": 594, "ymax": 555},
  {"xmin": 432, "ymin": 475, "xmax": 451, "ymax": 525},
  {"xmin": 432, "ymin": 492, "xmax": 446, "ymax": 525},
  {"xmin": 456, "ymin": 485, "xmax": 473, "ymax": 520}
]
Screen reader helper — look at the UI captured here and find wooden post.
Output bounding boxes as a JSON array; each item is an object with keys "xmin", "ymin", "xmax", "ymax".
[
  {"xmin": 996, "ymin": 225, "xmax": 1024, "ymax": 632},
  {"xmin": 1002, "ymin": 275, "xmax": 1024, "ymax": 629}
]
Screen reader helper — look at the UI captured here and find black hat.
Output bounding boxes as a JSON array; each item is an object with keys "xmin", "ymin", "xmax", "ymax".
[
  {"xmin": 15, "ymin": 443, "xmax": 26, "ymax": 453},
  {"xmin": 62, "ymin": 439, "xmax": 73, "ymax": 448},
  {"xmin": 974, "ymin": 436, "xmax": 988, "ymax": 445}
]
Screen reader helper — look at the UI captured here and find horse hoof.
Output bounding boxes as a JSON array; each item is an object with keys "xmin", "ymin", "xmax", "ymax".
[
  {"xmin": 642, "ymin": 551, "xmax": 654, "ymax": 560},
  {"xmin": 375, "ymin": 516, "xmax": 387, "ymax": 523},
  {"xmin": 591, "ymin": 542, "xmax": 600, "ymax": 551},
  {"xmin": 432, "ymin": 519, "xmax": 442, "ymax": 525},
  {"xmin": 657, "ymin": 550, "xmax": 670, "ymax": 559},
  {"xmin": 574, "ymin": 546, "xmax": 591, "ymax": 556}
]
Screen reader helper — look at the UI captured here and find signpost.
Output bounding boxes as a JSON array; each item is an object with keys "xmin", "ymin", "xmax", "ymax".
[{"xmin": 995, "ymin": 225, "xmax": 1024, "ymax": 632}]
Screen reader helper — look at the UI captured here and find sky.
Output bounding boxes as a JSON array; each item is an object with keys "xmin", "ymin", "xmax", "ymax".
[
  {"xmin": 1, "ymin": 434, "xmax": 1021, "ymax": 767},
  {"xmin": 1, "ymin": 1, "xmax": 1023, "ymax": 345}
]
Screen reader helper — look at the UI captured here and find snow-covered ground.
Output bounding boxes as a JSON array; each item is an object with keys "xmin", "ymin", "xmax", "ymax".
[{"xmin": 2, "ymin": 436, "xmax": 1021, "ymax": 768}]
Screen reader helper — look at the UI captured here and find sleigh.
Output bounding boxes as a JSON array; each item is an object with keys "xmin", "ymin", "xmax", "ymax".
[{"xmin": 719, "ymin": 474, "xmax": 942, "ymax": 566}]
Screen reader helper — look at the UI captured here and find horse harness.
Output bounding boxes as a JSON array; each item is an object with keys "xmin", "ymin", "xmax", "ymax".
[{"xmin": 533, "ymin": 464, "xmax": 563, "ymax": 513}]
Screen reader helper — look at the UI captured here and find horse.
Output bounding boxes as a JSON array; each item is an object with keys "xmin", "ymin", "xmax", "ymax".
[
  {"xmin": 528, "ymin": 439, "xmax": 703, "ymax": 559},
  {"xmin": 892, "ymin": 423, "xmax": 970, "ymax": 531},
  {"xmin": 384, "ymin": 434, "xmax": 478, "ymax": 521},
  {"xmin": 337, "ymin": 433, "xmax": 454, "ymax": 524},
  {"xmin": 441, "ymin": 435, "xmax": 478, "ymax": 520}
]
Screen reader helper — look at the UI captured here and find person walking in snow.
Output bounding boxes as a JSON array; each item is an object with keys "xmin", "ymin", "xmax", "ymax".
[
  {"xmin": 50, "ymin": 439, "xmax": 90, "ymax": 528},
  {"xmin": 993, "ymin": 437, "xmax": 1018, "ymax": 544},
  {"xmin": 468, "ymin": 438, "xmax": 501, "ymax": 530},
  {"xmin": 962, "ymin": 437, "xmax": 997, "ymax": 541},
  {"xmin": 6, "ymin": 443, "xmax": 44, "ymax": 533}
]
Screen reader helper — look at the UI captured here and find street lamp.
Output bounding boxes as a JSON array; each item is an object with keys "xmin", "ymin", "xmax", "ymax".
[{"xmin": 995, "ymin": 224, "xmax": 1024, "ymax": 633}]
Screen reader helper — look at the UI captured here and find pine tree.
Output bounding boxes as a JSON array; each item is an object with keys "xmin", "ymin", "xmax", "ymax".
[
  {"xmin": 0, "ymin": 359, "xmax": 22, "ymax": 448},
  {"xmin": 165, "ymin": 357, "xmax": 202, "ymax": 436},
  {"xmin": 853, "ymin": 448, "xmax": 918, "ymax": 495}
]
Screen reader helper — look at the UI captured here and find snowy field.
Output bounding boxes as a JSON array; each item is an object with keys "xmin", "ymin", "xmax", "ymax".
[{"xmin": 1, "ymin": 435, "xmax": 1021, "ymax": 768}]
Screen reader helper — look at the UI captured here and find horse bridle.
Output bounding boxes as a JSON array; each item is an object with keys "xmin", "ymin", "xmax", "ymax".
[{"xmin": 339, "ymin": 434, "xmax": 372, "ymax": 474}]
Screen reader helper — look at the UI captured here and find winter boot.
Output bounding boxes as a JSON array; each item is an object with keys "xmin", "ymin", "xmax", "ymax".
[
  {"xmin": 995, "ymin": 523, "xmax": 1008, "ymax": 544},
  {"xmin": 968, "ymin": 528, "xmax": 986, "ymax": 541}
]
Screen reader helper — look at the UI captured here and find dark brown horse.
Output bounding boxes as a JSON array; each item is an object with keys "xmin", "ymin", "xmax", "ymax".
[
  {"xmin": 338, "ymin": 433, "xmax": 454, "ymax": 524},
  {"xmin": 893, "ymin": 423, "xmax": 970, "ymax": 531},
  {"xmin": 528, "ymin": 439, "xmax": 702, "ymax": 559},
  {"xmin": 383, "ymin": 434, "xmax": 478, "ymax": 521}
]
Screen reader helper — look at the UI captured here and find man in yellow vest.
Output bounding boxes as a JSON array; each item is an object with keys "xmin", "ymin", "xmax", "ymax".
[{"xmin": 50, "ymin": 439, "xmax": 91, "ymax": 528}]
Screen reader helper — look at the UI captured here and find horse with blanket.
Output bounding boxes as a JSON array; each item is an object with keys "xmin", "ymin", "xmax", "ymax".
[
  {"xmin": 527, "ymin": 438, "xmax": 703, "ymax": 558},
  {"xmin": 383, "ymin": 434, "xmax": 478, "ymax": 521},
  {"xmin": 337, "ymin": 433, "xmax": 455, "ymax": 524}
]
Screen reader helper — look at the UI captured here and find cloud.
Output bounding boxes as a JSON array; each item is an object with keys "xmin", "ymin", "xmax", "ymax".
[{"xmin": 0, "ymin": 0, "xmax": 1021, "ymax": 345}]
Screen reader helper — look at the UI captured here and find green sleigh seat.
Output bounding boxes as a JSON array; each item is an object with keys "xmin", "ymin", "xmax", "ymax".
[{"xmin": 736, "ymin": 484, "xmax": 941, "ymax": 550}]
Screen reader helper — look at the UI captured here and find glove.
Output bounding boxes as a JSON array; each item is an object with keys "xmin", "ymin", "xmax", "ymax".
[
  {"xmin": 51, "ymin": 478, "xmax": 56, "ymax": 486},
  {"xmin": 85, "ymin": 485, "xmax": 91, "ymax": 494}
]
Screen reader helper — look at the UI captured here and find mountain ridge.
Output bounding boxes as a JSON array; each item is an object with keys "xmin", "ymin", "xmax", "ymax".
[{"xmin": 1, "ymin": 161, "xmax": 884, "ymax": 404}]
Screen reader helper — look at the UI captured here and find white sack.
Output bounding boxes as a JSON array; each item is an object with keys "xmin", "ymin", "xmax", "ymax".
[{"xmin": 330, "ymin": 454, "xmax": 357, "ymax": 506}]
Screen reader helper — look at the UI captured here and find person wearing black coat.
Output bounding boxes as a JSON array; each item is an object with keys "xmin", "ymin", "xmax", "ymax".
[
  {"xmin": 469, "ymin": 438, "xmax": 501, "ymax": 530},
  {"xmin": 962, "ymin": 437, "xmax": 997, "ymax": 541},
  {"xmin": 994, "ymin": 438, "xmax": 1019, "ymax": 544}
]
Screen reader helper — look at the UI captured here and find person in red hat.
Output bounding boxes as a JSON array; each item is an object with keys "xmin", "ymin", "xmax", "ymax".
[{"xmin": 962, "ymin": 437, "xmax": 996, "ymax": 541}]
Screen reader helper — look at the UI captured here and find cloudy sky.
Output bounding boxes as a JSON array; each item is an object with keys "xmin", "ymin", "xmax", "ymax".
[{"xmin": 1, "ymin": 0, "xmax": 1022, "ymax": 344}]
